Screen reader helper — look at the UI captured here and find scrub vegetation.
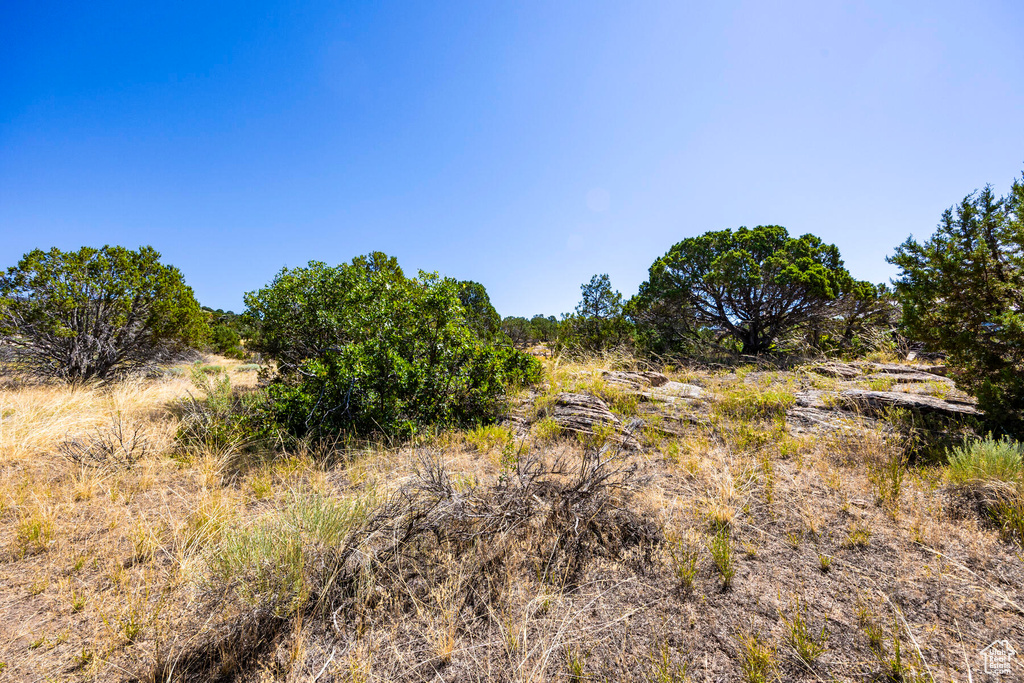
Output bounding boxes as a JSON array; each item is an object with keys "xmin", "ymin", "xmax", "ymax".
[{"xmin": 2, "ymin": 170, "xmax": 1024, "ymax": 681}]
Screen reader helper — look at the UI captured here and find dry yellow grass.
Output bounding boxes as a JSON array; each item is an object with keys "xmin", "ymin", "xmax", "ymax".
[{"xmin": 0, "ymin": 354, "xmax": 1022, "ymax": 682}]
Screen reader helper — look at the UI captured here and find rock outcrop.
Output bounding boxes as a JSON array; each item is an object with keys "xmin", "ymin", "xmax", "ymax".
[
  {"xmin": 836, "ymin": 389, "xmax": 980, "ymax": 418},
  {"xmin": 809, "ymin": 362, "xmax": 861, "ymax": 380},
  {"xmin": 861, "ymin": 371, "xmax": 954, "ymax": 385},
  {"xmin": 787, "ymin": 385, "xmax": 980, "ymax": 434},
  {"xmin": 602, "ymin": 370, "xmax": 704, "ymax": 403},
  {"xmin": 548, "ymin": 392, "xmax": 640, "ymax": 448},
  {"xmin": 602, "ymin": 370, "xmax": 670, "ymax": 389}
]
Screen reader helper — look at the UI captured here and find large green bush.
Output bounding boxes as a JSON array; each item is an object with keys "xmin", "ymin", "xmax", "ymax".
[
  {"xmin": 890, "ymin": 172, "xmax": 1024, "ymax": 433},
  {"xmin": 0, "ymin": 245, "xmax": 207, "ymax": 381},
  {"xmin": 457, "ymin": 280, "xmax": 501, "ymax": 340},
  {"xmin": 209, "ymin": 324, "xmax": 245, "ymax": 359},
  {"xmin": 244, "ymin": 253, "xmax": 541, "ymax": 438}
]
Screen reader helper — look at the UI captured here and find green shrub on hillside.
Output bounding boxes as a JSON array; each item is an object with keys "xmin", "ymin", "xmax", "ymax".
[
  {"xmin": 209, "ymin": 323, "xmax": 245, "ymax": 359},
  {"xmin": 947, "ymin": 435, "xmax": 1024, "ymax": 484},
  {"xmin": 244, "ymin": 253, "xmax": 541, "ymax": 438}
]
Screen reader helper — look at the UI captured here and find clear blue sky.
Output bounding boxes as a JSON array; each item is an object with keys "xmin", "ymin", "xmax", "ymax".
[{"xmin": 2, "ymin": 1, "xmax": 1023, "ymax": 317}]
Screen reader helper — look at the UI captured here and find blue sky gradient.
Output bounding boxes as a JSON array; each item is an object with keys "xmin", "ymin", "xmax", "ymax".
[{"xmin": 2, "ymin": 1, "xmax": 1023, "ymax": 316}]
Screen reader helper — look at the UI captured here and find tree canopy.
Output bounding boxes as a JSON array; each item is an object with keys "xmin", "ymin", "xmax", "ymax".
[
  {"xmin": 631, "ymin": 226, "xmax": 854, "ymax": 355},
  {"xmin": 560, "ymin": 274, "xmax": 629, "ymax": 352},
  {"xmin": 0, "ymin": 245, "xmax": 207, "ymax": 381},
  {"xmin": 457, "ymin": 280, "xmax": 501, "ymax": 340},
  {"xmin": 890, "ymin": 174, "xmax": 1024, "ymax": 431},
  {"xmin": 244, "ymin": 252, "xmax": 540, "ymax": 437}
]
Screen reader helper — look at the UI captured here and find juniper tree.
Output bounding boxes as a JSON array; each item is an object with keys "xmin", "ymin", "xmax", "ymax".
[
  {"xmin": 890, "ymin": 173, "xmax": 1024, "ymax": 432},
  {"xmin": 0, "ymin": 246, "xmax": 207, "ymax": 381}
]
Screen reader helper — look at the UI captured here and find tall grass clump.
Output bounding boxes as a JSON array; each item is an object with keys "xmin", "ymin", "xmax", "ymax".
[
  {"xmin": 947, "ymin": 434, "xmax": 1024, "ymax": 543},
  {"xmin": 207, "ymin": 490, "xmax": 377, "ymax": 616},
  {"xmin": 715, "ymin": 385, "xmax": 795, "ymax": 422},
  {"xmin": 947, "ymin": 435, "xmax": 1024, "ymax": 484}
]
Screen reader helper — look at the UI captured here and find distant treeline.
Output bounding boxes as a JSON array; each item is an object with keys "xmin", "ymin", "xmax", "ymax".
[{"xmin": 2, "ymin": 169, "xmax": 1022, "ymax": 434}]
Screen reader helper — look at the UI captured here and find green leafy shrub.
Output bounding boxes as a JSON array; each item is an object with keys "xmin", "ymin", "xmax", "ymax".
[
  {"xmin": 209, "ymin": 323, "xmax": 245, "ymax": 359},
  {"xmin": 947, "ymin": 435, "xmax": 1024, "ymax": 484},
  {"xmin": 244, "ymin": 253, "xmax": 542, "ymax": 439},
  {"xmin": 0, "ymin": 245, "xmax": 207, "ymax": 381},
  {"xmin": 176, "ymin": 367, "xmax": 266, "ymax": 459}
]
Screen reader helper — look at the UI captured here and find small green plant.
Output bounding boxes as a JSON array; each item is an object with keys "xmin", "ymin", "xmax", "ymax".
[
  {"xmin": 760, "ymin": 454, "xmax": 775, "ymax": 507},
  {"xmin": 856, "ymin": 597, "xmax": 884, "ymax": 652},
  {"xmin": 70, "ymin": 587, "xmax": 86, "ymax": 613},
  {"xmin": 863, "ymin": 614, "xmax": 927, "ymax": 682},
  {"xmin": 648, "ymin": 639, "xmax": 687, "ymax": 683},
  {"xmin": 606, "ymin": 389, "xmax": 640, "ymax": 417},
  {"xmin": 15, "ymin": 509, "xmax": 54, "ymax": 556},
  {"xmin": 667, "ymin": 531, "xmax": 700, "ymax": 592},
  {"xmin": 197, "ymin": 363, "xmax": 225, "ymax": 375},
  {"xmin": 866, "ymin": 376, "xmax": 896, "ymax": 391},
  {"xmin": 817, "ymin": 553, "xmax": 832, "ymax": 572},
  {"xmin": 784, "ymin": 529, "xmax": 802, "ymax": 549},
  {"xmin": 715, "ymin": 386, "xmax": 795, "ymax": 422},
  {"xmin": 497, "ymin": 437, "xmax": 521, "ymax": 472},
  {"xmin": 565, "ymin": 644, "xmax": 588, "ymax": 682},
  {"xmin": 247, "ymin": 468, "xmax": 274, "ymax": 500},
  {"xmin": 844, "ymin": 520, "xmax": 872, "ymax": 548},
  {"xmin": 531, "ymin": 417, "xmax": 563, "ymax": 442},
  {"xmin": 738, "ymin": 633, "xmax": 777, "ymax": 683},
  {"xmin": 465, "ymin": 424, "xmax": 514, "ymax": 453},
  {"xmin": 870, "ymin": 449, "xmax": 908, "ymax": 511},
  {"xmin": 208, "ymin": 491, "xmax": 375, "ymax": 616},
  {"xmin": 73, "ymin": 645, "xmax": 94, "ymax": 668},
  {"xmin": 947, "ymin": 434, "xmax": 1024, "ymax": 542},
  {"xmin": 992, "ymin": 498, "xmax": 1024, "ymax": 542},
  {"xmin": 120, "ymin": 607, "xmax": 144, "ymax": 643},
  {"xmin": 780, "ymin": 596, "xmax": 828, "ymax": 665},
  {"xmin": 708, "ymin": 529, "xmax": 735, "ymax": 589}
]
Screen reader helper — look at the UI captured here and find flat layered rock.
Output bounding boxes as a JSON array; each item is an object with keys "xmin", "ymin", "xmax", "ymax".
[
  {"xmin": 645, "ymin": 381, "xmax": 705, "ymax": 402},
  {"xmin": 861, "ymin": 371, "xmax": 953, "ymax": 385},
  {"xmin": 810, "ymin": 362, "xmax": 862, "ymax": 380},
  {"xmin": 602, "ymin": 370, "xmax": 670, "ymax": 389},
  {"xmin": 794, "ymin": 390, "xmax": 830, "ymax": 409},
  {"xmin": 787, "ymin": 405, "xmax": 872, "ymax": 433},
  {"xmin": 859, "ymin": 362, "xmax": 947, "ymax": 377},
  {"xmin": 837, "ymin": 389, "xmax": 981, "ymax": 418},
  {"xmin": 603, "ymin": 370, "xmax": 704, "ymax": 402},
  {"xmin": 549, "ymin": 392, "xmax": 640, "ymax": 448}
]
